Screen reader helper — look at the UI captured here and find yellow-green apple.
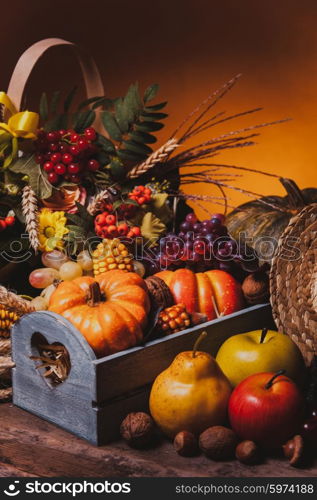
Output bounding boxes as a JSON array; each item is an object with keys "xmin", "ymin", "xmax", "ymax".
[
  {"xmin": 216, "ymin": 328, "xmax": 306, "ymax": 387},
  {"xmin": 229, "ymin": 371, "xmax": 304, "ymax": 448}
]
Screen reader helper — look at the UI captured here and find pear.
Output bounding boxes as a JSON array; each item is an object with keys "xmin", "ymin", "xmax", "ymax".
[{"xmin": 149, "ymin": 333, "xmax": 232, "ymax": 438}]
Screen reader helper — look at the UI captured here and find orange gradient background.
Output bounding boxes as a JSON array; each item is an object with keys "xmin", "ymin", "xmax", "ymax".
[{"xmin": 1, "ymin": 0, "xmax": 316, "ymax": 217}]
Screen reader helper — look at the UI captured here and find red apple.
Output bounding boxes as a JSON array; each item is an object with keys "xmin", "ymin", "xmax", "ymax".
[{"xmin": 228, "ymin": 371, "xmax": 305, "ymax": 449}]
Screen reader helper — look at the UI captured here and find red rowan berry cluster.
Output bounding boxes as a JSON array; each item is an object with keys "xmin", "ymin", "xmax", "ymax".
[
  {"xmin": 94, "ymin": 211, "xmax": 141, "ymax": 239},
  {"xmin": 0, "ymin": 215, "xmax": 15, "ymax": 232},
  {"xmin": 35, "ymin": 127, "xmax": 100, "ymax": 186},
  {"xmin": 128, "ymin": 185, "xmax": 152, "ymax": 205}
]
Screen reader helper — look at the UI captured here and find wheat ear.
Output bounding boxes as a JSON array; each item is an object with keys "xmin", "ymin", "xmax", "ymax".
[
  {"xmin": 127, "ymin": 138, "xmax": 179, "ymax": 179},
  {"xmin": 21, "ymin": 186, "xmax": 40, "ymax": 252}
]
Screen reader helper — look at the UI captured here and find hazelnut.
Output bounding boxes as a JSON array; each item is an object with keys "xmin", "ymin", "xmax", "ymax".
[
  {"xmin": 199, "ymin": 426, "xmax": 238, "ymax": 460},
  {"xmin": 283, "ymin": 435, "xmax": 304, "ymax": 467},
  {"xmin": 174, "ymin": 431, "xmax": 198, "ymax": 457},
  {"xmin": 120, "ymin": 412, "xmax": 155, "ymax": 448},
  {"xmin": 235, "ymin": 440, "xmax": 262, "ymax": 465}
]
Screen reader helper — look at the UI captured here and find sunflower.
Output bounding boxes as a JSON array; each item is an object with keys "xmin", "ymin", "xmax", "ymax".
[{"xmin": 38, "ymin": 209, "xmax": 69, "ymax": 252}]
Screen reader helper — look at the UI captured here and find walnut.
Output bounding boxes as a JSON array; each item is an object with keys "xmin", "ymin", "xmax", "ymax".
[
  {"xmin": 235, "ymin": 440, "xmax": 262, "ymax": 465},
  {"xmin": 145, "ymin": 276, "xmax": 174, "ymax": 310},
  {"xmin": 120, "ymin": 412, "xmax": 155, "ymax": 448},
  {"xmin": 242, "ymin": 269, "xmax": 270, "ymax": 305},
  {"xmin": 283, "ymin": 435, "xmax": 304, "ymax": 467},
  {"xmin": 174, "ymin": 431, "xmax": 198, "ymax": 457},
  {"xmin": 199, "ymin": 426, "xmax": 238, "ymax": 460}
]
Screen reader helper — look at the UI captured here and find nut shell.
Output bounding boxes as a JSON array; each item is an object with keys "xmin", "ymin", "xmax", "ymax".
[
  {"xmin": 174, "ymin": 431, "xmax": 198, "ymax": 457},
  {"xmin": 235, "ymin": 440, "xmax": 262, "ymax": 465},
  {"xmin": 145, "ymin": 276, "xmax": 174, "ymax": 310},
  {"xmin": 120, "ymin": 412, "xmax": 155, "ymax": 448},
  {"xmin": 283, "ymin": 435, "xmax": 304, "ymax": 467},
  {"xmin": 242, "ymin": 271, "xmax": 270, "ymax": 305},
  {"xmin": 199, "ymin": 426, "xmax": 238, "ymax": 460}
]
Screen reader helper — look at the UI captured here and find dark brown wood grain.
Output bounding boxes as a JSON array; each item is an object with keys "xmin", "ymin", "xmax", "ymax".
[{"xmin": 0, "ymin": 404, "xmax": 316, "ymax": 478}]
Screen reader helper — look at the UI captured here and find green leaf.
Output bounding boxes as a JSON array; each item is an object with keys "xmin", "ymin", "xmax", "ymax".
[
  {"xmin": 64, "ymin": 86, "xmax": 78, "ymax": 112},
  {"xmin": 145, "ymin": 101, "xmax": 167, "ymax": 111},
  {"xmin": 113, "ymin": 198, "xmax": 139, "ymax": 210},
  {"xmin": 135, "ymin": 121, "xmax": 164, "ymax": 132},
  {"xmin": 110, "ymin": 158, "xmax": 125, "ymax": 178},
  {"xmin": 77, "ymin": 96, "xmax": 104, "ymax": 110},
  {"xmin": 149, "ymin": 193, "xmax": 173, "ymax": 224},
  {"xmin": 3, "ymin": 137, "xmax": 18, "ymax": 168},
  {"xmin": 95, "ymin": 169, "xmax": 111, "ymax": 186},
  {"xmin": 101, "ymin": 111, "xmax": 122, "ymax": 141},
  {"xmin": 96, "ymin": 134, "xmax": 116, "ymax": 153},
  {"xmin": 50, "ymin": 91, "xmax": 61, "ymax": 115},
  {"xmin": 122, "ymin": 140, "xmax": 152, "ymax": 156},
  {"xmin": 130, "ymin": 131, "xmax": 157, "ymax": 144},
  {"xmin": 39, "ymin": 92, "xmax": 49, "ymax": 121},
  {"xmin": 140, "ymin": 112, "xmax": 168, "ymax": 121},
  {"xmin": 114, "ymin": 98, "xmax": 129, "ymax": 133},
  {"xmin": 117, "ymin": 149, "xmax": 145, "ymax": 162},
  {"xmin": 66, "ymin": 214, "xmax": 83, "ymax": 227},
  {"xmin": 140, "ymin": 212, "xmax": 166, "ymax": 247},
  {"xmin": 73, "ymin": 110, "xmax": 95, "ymax": 132},
  {"xmin": 96, "ymin": 151, "xmax": 110, "ymax": 166},
  {"xmin": 65, "ymin": 224, "xmax": 86, "ymax": 236},
  {"xmin": 93, "ymin": 98, "xmax": 113, "ymax": 110},
  {"xmin": 10, "ymin": 155, "xmax": 52, "ymax": 199},
  {"xmin": 124, "ymin": 83, "xmax": 142, "ymax": 119},
  {"xmin": 44, "ymin": 114, "xmax": 69, "ymax": 132},
  {"xmin": 75, "ymin": 202, "xmax": 94, "ymax": 227},
  {"xmin": 143, "ymin": 83, "xmax": 159, "ymax": 103}
]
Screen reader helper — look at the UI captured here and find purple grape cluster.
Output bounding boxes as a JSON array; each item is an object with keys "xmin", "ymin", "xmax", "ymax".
[{"xmin": 144, "ymin": 212, "xmax": 259, "ymax": 279}]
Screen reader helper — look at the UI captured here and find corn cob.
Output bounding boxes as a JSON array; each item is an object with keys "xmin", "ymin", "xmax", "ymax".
[{"xmin": 92, "ymin": 238, "xmax": 133, "ymax": 276}]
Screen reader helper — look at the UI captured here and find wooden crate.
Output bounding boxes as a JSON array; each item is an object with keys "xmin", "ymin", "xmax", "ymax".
[{"xmin": 11, "ymin": 303, "xmax": 275, "ymax": 445}]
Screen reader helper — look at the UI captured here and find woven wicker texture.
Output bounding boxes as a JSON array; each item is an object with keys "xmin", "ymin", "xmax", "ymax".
[{"xmin": 270, "ymin": 203, "xmax": 317, "ymax": 365}]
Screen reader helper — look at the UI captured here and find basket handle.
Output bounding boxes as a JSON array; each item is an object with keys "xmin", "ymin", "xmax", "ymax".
[{"xmin": 6, "ymin": 38, "xmax": 105, "ymax": 131}]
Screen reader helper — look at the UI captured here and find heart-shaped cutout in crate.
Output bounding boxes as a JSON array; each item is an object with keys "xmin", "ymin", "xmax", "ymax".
[{"xmin": 30, "ymin": 332, "xmax": 71, "ymax": 387}]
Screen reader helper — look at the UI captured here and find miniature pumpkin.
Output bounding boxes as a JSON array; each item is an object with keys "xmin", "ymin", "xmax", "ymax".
[
  {"xmin": 155, "ymin": 268, "xmax": 244, "ymax": 321},
  {"xmin": 48, "ymin": 270, "xmax": 150, "ymax": 357},
  {"xmin": 227, "ymin": 178, "xmax": 317, "ymax": 260}
]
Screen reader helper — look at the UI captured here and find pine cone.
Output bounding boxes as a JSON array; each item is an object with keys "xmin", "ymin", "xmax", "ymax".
[
  {"xmin": 92, "ymin": 238, "xmax": 133, "ymax": 276},
  {"xmin": 156, "ymin": 303, "xmax": 191, "ymax": 335}
]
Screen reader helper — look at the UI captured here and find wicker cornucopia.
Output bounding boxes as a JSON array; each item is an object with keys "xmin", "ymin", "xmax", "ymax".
[{"xmin": 270, "ymin": 203, "xmax": 317, "ymax": 365}]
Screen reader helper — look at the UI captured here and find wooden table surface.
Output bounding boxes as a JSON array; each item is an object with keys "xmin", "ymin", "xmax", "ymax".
[{"xmin": 0, "ymin": 403, "xmax": 316, "ymax": 478}]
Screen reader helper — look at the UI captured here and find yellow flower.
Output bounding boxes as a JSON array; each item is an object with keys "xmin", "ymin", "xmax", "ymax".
[{"xmin": 38, "ymin": 209, "xmax": 69, "ymax": 252}]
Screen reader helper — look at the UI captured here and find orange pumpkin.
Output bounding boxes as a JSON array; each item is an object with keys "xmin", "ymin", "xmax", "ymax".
[
  {"xmin": 48, "ymin": 270, "xmax": 150, "ymax": 357},
  {"xmin": 156, "ymin": 268, "xmax": 245, "ymax": 321}
]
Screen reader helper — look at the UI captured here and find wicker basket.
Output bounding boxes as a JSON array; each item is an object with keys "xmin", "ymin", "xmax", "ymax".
[{"xmin": 270, "ymin": 203, "xmax": 317, "ymax": 365}]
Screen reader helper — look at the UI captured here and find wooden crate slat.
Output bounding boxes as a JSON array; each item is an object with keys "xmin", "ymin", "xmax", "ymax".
[
  {"xmin": 93, "ymin": 303, "xmax": 274, "ymax": 402},
  {"xmin": 12, "ymin": 311, "xmax": 96, "ymax": 401}
]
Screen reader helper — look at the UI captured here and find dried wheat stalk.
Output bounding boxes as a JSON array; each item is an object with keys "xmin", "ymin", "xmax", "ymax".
[
  {"xmin": 22, "ymin": 186, "xmax": 39, "ymax": 252},
  {"xmin": 127, "ymin": 138, "xmax": 179, "ymax": 179},
  {"xmin": 0, "ymin": 285, "xmax": 34, "ymax": 316}
]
